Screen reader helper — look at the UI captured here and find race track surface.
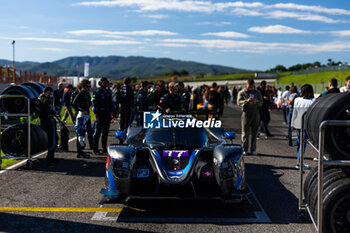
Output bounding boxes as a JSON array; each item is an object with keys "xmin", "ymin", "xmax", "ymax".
[{"xmin": 0, "ymin": 104, "xmax": 316, "ymax": 233}]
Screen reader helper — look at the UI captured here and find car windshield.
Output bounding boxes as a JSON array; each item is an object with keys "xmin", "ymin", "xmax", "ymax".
[{"xmin": 144, "ymin": 128, "xmax": 208, "ymax": 147}]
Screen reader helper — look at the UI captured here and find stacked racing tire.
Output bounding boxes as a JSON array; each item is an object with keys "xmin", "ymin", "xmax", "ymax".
[{"xmin": 304, "ymin": 92, "xmax": 350, "ymax": 233}]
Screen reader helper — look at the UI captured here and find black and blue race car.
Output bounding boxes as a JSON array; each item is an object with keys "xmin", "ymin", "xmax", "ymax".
[{"xmin": 101, "ymin": 116, "xmax": 247, "ymax": 202}]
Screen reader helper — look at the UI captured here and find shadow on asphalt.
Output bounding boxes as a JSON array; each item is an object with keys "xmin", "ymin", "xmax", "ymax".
[
  {"xmin": 117, "ymin": 199, "xmax": 257, "ymax": 224},
  {"xmin": 16, "ymin": 157, "xmax": 106, "ymax": 177},
  {"xmin": 246, "ymin": 163, "xmax": 309, "ymax": 224},
  {"xmin": 256, "ymin": 153, "xmax": 314, "ymax": 161},
  {"xmin": 0, "ymin": 212, "xmax": 155, "ymax": 233}
]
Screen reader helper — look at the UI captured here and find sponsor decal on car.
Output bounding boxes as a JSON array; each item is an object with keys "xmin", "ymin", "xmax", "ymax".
[
  {"xmin": 162, "ymin": 150, "xmax": 189, "ymax": 158},
  {"xmin": 202, "ymin": 170, "xmax": 213, "ymax": 178},
  {"xmin": 137, "ymin": 169, "xmax": 149, "ymax": 178}
]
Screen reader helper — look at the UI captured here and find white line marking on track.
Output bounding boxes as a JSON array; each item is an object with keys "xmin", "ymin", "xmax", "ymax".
[
  {"xmin": 247, "ymin": 183, "xmax": 271, "ymax": 223},
  {"xmin": 91, "ymin": 212, "xmax": 119, "ymax": 221},
  {"xmin": 0, "ymin": 137, "xmax": 77, "ymax": 175},
  {"xmin": 91, "ymin": 183, "xmax": 271, "ymax": 223},
  {"xmin": 91, "ymin": 204, "xmax": 119, "ymax": 221}
]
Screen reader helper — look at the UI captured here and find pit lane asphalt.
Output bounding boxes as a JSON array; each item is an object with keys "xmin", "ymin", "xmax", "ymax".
[{"xmin": 0, "ymin": 104, "xmax": 316, "ymax": 233}]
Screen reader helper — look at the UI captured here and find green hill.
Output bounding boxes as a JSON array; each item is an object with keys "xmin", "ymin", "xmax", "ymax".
[
  {"xmin": 54, "ymin": 56, "xmax": 249, "ymax": 78},
  {"xmin": 1, "ymin": 56, "xmax": 249, "ymax": 79}
]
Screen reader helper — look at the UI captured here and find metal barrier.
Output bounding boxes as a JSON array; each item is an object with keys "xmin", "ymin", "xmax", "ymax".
[
  {"xmin": 298, "ymin": 112, "xmax": 350, "ymax": 233},
  {"xmin": 0, "ymin": 95, "xmax": 31, "ymax": 164}
]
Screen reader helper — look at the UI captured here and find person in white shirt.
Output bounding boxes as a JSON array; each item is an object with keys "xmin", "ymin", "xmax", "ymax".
[
  {"xmin": 291, "ymin": 84, "xmax": 315, "ymax": 169},
  {"xmin": 340, "ymin": 76, "xmax": 350, "ymax": 93},
  {"xmin": 277, "ymin": 87, "xmax": 283, "ymax": 109},
  {"xmin": 281, "ymin": 86, "xmax": 290, "ymax": 124}
]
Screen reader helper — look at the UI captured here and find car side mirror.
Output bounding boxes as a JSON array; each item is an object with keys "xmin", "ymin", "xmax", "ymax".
[
  {"xmin": 225, "ymin": 131, "xmax": 236, "ymax": 140},
  {"xmin": 115, "ymin": 131, "xmax": 126, "ymax": 139},
  {"xmin": 115, "ymin": 131, "xmax": 126, "ymax": 144}
]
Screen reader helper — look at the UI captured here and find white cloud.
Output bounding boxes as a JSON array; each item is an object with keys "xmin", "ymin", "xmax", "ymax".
[
  {"xmin": 269, "ymin": 3, "xmax": 350, "ymax": 16},
  {"xmin": 157, "ymin": 38, "xmax": 350, "ymax": 54},
  {"xmin": 265, "ymin": 11, "xmax": 342, "ymax": 23},
  {"xmin": 65, "ymin": 29, "xmax": 178, "ymax": 36},
  {"xmin": 231, "ymin": 8, "xmax": 263, "ymax": 16},
  {"xmin": 73, "ymin": 1, "xmax": 350, "ymax": 23},
  {"xmin": 28, "ymin": 47, "xmax": 70, "ymax": 52},
  {"xmin": 248, "ymin": 25, "xmax": 310, "ymax": 34},
  {"xmin": 202, "ymin": 31, "xmax": 249, "ymax": 38},
  {"xmin": 196, "ymin": 21, "xmax": 232, "ymax": 26},
  {"xmin": 142, "ymin": 14, "xmax": 168, "ymax": 19},
  {"xmin": 17, "ymin": 26, "xmax": 31, "ymax": 30},
  {"xmin": 330, "ymin": 30, "xmax": 350, "ymax": 36}
]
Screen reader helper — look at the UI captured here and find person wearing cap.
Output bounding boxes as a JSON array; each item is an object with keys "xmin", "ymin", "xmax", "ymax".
[
  {"xmin": 53, "ymin": 83, "xmax": 64, "ymax": 117},
  {"xmin": 62, "ymin": 84, "xmax": 76, "ymax": 124},
  {"xmin": 92, "ymin": 77, "xmax": 113, "ymax": 155}
]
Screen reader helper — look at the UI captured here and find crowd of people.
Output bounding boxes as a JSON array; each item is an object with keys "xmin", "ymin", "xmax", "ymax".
[
  {"xmin": 38, "ymin": 77, "xmax": 231, "ymax": 167},
  {"xmin": 37, "ymin": 75, "xmax": 350, "ymax": 168},
  {"xmin": 239, "ymin": 76, "xmax": 350, "ymax": 169}
]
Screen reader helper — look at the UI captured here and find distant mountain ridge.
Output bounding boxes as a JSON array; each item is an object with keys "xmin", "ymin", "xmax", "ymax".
[{"xmin": 0, "ymin": 56, "xmax": 249, "ymax": 79}]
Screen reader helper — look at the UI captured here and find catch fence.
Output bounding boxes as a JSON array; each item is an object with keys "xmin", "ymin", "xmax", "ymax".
[{"xmin": 0, "ymin": 66, "xmax": 58, "ymax": 86}]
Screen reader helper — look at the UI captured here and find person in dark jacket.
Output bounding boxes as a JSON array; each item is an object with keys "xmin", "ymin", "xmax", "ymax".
[
  {"xmin": 206, "ymin": 82, "xmax": 221, "ymax": 111},
  {"xmin": 135, "ymin": 81, "xmax": 150, "ymax": 126},
  {"xmin": 178, "ymin": 82, "xmax": 190, "ymax": 111},
  {"xmin": 62, "ymin": 84, "xmax": 75, "ymax": 124},
  {"xmin": 217, "ymin": 86, "xmax": 225, "ymax": 117},
  {"xmin": 153, "ymin": 80, "xmax": 168, "ymax": 108},
  {"xmin": 117, "ymin": 77, "xmax": 134, "ymax": 131},
  {"xmin": 53, "ymin": 83, "xmax": 64, "ymax": 117},
  {"xmin": 71, "ymin": 84, "xmax": 81, "ymax": 114},
  {"xmin": 257, "ymin": 81, "xmax": 273, "ymax": 137},
  {"xmin": 38, "ymin": 87, "xmax": 58, "ymax": 167},
  {"xmin": 92, "ymin": 78, "xmax": 113, "ymax": 155},
  {"xmin": 158, "ymin": 82, "xmax": 183, "ymax": 113},
  {"xmin": 72, "ymin": 80, "xmax": 93, "ymax": 158},
  {"xmin": 327, "ymin": 78, "xmax": 340, "ymax": 94}
]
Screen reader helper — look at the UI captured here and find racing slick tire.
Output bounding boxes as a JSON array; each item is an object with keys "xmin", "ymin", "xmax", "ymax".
[
  {"xmin": 304, "ymin": 166, "xmax": 344, "ymax": 203},
  {"xmin": 0, "ymin": 124, "xmax": 48, "ymax": 156},
  {"xmin": 309, "ymin": 168, "xmax": 347, "ymax": 218},
  {"xmin": 0, "ymin": 83, "xmax": 43, "ymax": 114},
  {"xmin": 317, "ymin": 178, "xmax": 350, "ymax": 233},
  {"xmin": 305, "ymin": 93, "xmax": 350, "ymax": 160}
]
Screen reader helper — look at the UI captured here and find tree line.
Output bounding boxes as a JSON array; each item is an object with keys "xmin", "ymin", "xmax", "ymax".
[{"xmin": 268, "ymin": 59, "xmax": 348, "ymax": 72}]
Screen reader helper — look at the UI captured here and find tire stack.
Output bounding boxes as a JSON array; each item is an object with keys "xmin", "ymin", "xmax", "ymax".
[
  {"xmin": 0, "ymin": 82, "xmax": 46, "ymax": 113},
  {"xmin": 0, "ymin": 124, "xmax": 48, "ymax": 156},
  {"xmin": 305, "ymin": 92, "xmax": 350, "ymax": 160},
  {"xmin": 304, "ymin": 92, "xmax": 350, "ymax": 233},
  {"xmin": 0, "ymin": 82, "xmax": 49, "ymax": 156}
]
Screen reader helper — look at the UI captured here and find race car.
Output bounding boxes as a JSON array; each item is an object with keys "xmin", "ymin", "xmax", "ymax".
[{"xmin": 101, "ymin": 116, "xmax": 247, "ymax": 202}]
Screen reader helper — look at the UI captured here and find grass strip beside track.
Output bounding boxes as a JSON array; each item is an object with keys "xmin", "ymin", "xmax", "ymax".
[
  {"xmin": 278, "ymin": 69, "xmax": 350, "ymax": 84},
  {"xmin": 0, "ymin": 207, "xmax": 123, "ymax": 213}
]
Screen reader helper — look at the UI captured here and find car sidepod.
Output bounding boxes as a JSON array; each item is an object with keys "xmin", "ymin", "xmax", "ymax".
[
  {"xmin": 102, "ymin": 145, "xmax": 135, "ymax": 198},
  {"xmin": 213, "ymin": 144, "xmax": 247, "ymax": 199}
]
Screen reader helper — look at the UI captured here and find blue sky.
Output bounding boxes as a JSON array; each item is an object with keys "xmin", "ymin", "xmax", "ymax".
[{"xmin": 1, "ymin": 0, "xmax": 350, "ymax": 70}]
